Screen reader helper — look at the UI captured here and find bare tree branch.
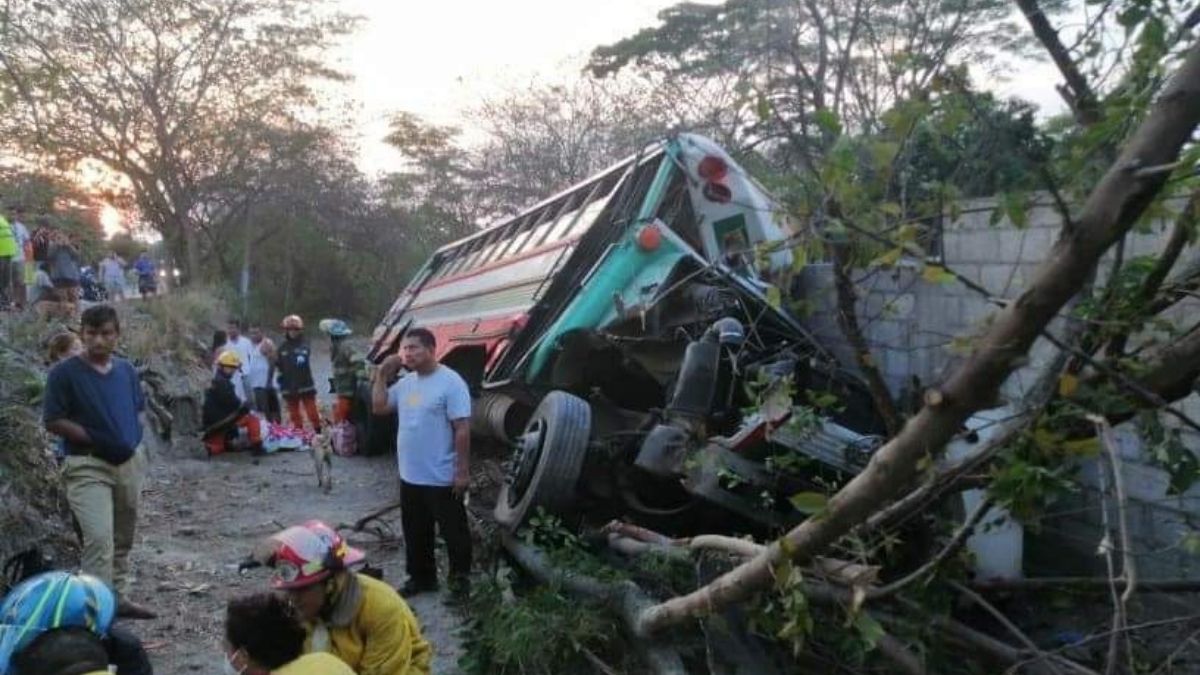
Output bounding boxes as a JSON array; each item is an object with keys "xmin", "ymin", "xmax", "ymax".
[{"xmin": 1013, "ymin": 0, "xmax": 1102, "ymax": 126}]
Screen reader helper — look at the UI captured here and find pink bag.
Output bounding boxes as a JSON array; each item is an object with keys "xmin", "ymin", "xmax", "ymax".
[{"xmin": 331, "ymin": 421, "xmax": 357, "ymax": 457}]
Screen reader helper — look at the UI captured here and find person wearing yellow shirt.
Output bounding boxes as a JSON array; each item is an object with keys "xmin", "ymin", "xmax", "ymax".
[
  {"xmin": 224, "ymin": 593, "xmax": 357, "ymax": 675},
  {"xmin": 252, "ymin": 520, "xmax": 432, "ymax": 675}
]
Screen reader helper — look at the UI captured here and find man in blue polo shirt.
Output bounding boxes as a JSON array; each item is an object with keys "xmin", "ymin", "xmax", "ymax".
[{"xmin": 43, "ymin": 304, "xmax": 155, "ymax": 619}]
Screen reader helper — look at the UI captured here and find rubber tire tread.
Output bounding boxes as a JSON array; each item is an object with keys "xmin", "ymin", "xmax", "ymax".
[{"xmin": 494, "ymin": 390, "xmax": 591, "ymax": 529}]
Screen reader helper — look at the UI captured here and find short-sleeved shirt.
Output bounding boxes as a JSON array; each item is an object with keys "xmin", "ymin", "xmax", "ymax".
[
  {"xmin": 43, "ymin": 355, "xmax": 144, "ymax": 465},
  {"xmin": 10, "ymin": 221, "xmax": 29, "ymax": 262},
  {"xmin": 246, "ymin": 338, "xmax": 274, "ymax": 389},
  {"xmin": 47, "ymin": 244, "xmax": 81, "ymax": 284},
  {"xmin": 387, "ymin": 366, "xmax": 471, "ymax": 486},
  {"xmin": 100, "ymin": 257, "xmax": 124, "ymax": 284},
  {"xmin": 134, "ymin": 257, "xmax": 155, "ymax": 278},
  {"xmin": 0, "ymin": 216, "xmax": 16, "ymax": 257},
  {"xmin": 226, "ymin": 335, "xmax": 255, "ymax": 400}
]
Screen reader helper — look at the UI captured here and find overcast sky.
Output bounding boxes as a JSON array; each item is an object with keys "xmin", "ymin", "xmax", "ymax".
[{"xmin": 332, "ymin": 0, "xmax": 1067, "ymax": 175}]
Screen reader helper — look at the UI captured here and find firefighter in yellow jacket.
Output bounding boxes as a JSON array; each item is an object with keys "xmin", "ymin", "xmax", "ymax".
[{"xmin": 253, "ymin": 520, "xmax": 432, "ymax": 675}]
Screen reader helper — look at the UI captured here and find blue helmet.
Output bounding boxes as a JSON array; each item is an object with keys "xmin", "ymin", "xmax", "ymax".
[
  {"xmin": 0, "ymin": 571, "xmax": 116, "ymax": 673},
  {"xmin": 318, "ymin": 318, "xmax": 353, "ymax": 338}
]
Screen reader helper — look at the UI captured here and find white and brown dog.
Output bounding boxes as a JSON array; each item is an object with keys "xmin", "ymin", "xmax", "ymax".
[{"xmin": 310, "ymin": 419, "xmax": 334, "ymax": 494}]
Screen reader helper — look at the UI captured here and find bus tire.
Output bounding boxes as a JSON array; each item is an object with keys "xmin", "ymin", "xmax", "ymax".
[
  {"xmin": 355, "ymin": 382, "xmax": 395, "ymax": 456},
  {"xmin": 494, "ymin": 391, "xmax": 591, "ymax": 529}
]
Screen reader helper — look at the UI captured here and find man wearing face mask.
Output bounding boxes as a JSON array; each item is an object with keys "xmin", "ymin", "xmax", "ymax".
[
  {"xmin": 249, "ymin": 520, "xmax": 431, "ymax": 675},
  {"xmin": 223, "ymin": 593, "xmax": 356, "ymax": 674}
]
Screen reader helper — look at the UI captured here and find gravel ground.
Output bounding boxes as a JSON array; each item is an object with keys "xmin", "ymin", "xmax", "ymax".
[{"xmin": 126, "ymin": 339, "xmax": 469, "ymax": 673}]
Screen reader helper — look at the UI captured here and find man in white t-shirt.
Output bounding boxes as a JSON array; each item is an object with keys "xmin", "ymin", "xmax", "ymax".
[
  {"xmin": 99, "ymin": 252, "xmax": 127, "ymax": 301},
  {"xmin": 225, "ymin": 319, "xmax": 256, "ymax": 405},
  {"xmin": 246, "ymin": 324, "xmax": 280, "ymax": 423},
  {"xmin": 9, "ymin": 206, "xmax": 30, "ymax": 307},
  {"xmin": 371, "ymin": 328, "xmax": 472, "ymax": 598}
]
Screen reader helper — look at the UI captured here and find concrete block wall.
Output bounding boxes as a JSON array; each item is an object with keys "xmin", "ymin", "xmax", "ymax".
[{"xmin": 796, "ymin": 193, "xmax": 1200, "ymax": 577}]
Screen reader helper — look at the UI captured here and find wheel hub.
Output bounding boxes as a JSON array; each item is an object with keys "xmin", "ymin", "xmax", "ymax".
[{"xmin": 506, "ymin": 419, "xmax": 546, "ymax": 507}]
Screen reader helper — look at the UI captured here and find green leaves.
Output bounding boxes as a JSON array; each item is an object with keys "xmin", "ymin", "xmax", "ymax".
[
  {"xmin": 851, "ymin": 612, "xmax": 886, "ymax": 649},
  {"xmin": 870, "ymin": 247, "xmax": 904, "ymax": 268},
  {"xmin": 789, "ymin": 491, "xmax": 829, "ymax": 515},
  {"xmin": 921, "ymin": 264, "xmax": 957, "ymax": 285},
  {"xmin": 991, "ymin": 191, "xmax": 1030, "ymax": 228},
  {"xmin": 814, "ymin": 108, "xmax": 842, "ymax": 137}
]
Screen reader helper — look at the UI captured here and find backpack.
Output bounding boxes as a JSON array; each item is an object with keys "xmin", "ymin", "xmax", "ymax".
[{"xmin": 331, "ymin": 420, "xmax": 357, "ymax": 457}]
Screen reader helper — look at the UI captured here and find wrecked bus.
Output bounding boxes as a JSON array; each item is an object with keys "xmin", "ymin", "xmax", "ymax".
[{"xmin": 366, "ymin": 133, "xmax": 884, "ymax": 530}]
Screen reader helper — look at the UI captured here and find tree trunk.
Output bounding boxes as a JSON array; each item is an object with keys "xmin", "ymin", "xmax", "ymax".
[
  {"xmin": 632, "ymin": 42, "xmax": 1200, "ymax": 637},
  {"xmin": 832, "ymin": 241, "xmax": 902, "ymax": 435},
  {"xmin": 240, "ymin": 226, "xmax": 253, "ymax": 318},
  {"xmin": 183, "ymin": 220, "xmax": 201, "ymax": 286}
]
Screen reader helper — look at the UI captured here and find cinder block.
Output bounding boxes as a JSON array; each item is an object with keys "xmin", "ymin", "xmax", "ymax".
[
  {"xmin": 946, "ymin": 263, "xmax": 982, "ymax": 287},
  {"xmin": 884, "ymin": 349, "xmax": 912, "ymax": 379},
  {"xmin": 869, "ymin": 320, "xmax": 906, "ymax": 347},
  {"xmin": 998, "ymin": 231, "xmax": 1026, "ymax": 264},
  {"xmin": 961, "ymin": 297, "xmax": 995, "ymax": 327},
  {"xmin": 1121, "ymin": 462, "xmax": 1171, "ymax": 502},
  {"xmin": 1020, "ymin": 228, "xmax": 1057, "ymax": 264},
  {"xmin": 942, "ymin": 232, "xmax": 968, "ymax": 264},
  {"xmin": 967, "ymin": 231, "xmax": 1005, "ymax": 262},
  {"xmin": 981, "ymin": 264, "xmax": 1015, "ymax": 296}
]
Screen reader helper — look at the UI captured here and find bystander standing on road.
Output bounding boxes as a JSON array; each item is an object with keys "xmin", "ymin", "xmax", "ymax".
[
  {"xmin": 372, "ymin": 328, "xmax": 473, "ymax": 599},
  {"xmin": 47, "ymin": 232, "xmax": 83, "ymax": 313},
  {"xmin": 0, "ymin": 206, "xmax": 16, "ymax": 309},
  {"xmin": 133, "ymin": 252, "xmax": 156, "ymax": 299},
  {"xmin": 100, "ymin": 251, "xmax": 127, "ymax": 302},
  {"xmin": 226, "ymin": 318, "xmax": 256, "ymax": 405},
  {"xmin": 9, "ymin": 205, "xmax": 31, "ymax": 308},
  {"xmin": 248, "ymin": 323, "xmax": 281, "ymax": 423},
  {"xmin": 42, "ymin": 304, "xmax": 156, "ymax": 619}
]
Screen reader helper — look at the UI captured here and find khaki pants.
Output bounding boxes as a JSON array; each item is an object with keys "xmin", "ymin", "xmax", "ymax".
[{"xmin": 62, "ymin": 448, "xmax": 146, "ymax": 592}]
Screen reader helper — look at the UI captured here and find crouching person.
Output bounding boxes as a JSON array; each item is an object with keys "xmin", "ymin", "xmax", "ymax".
[
  {"xmin": 202, "ymin": 350, "xmax": 263, "ymax": 456},
  {"xmin": 253, "ymin": 520, "xmax": 431, "ymax": 675},
  {"xmin": 224, "ymin": 593, "xmax": 355, "ymax": 674},
  {"xmin": 0, "ymin": 571, "xmax": 153, "ymax": 675}
]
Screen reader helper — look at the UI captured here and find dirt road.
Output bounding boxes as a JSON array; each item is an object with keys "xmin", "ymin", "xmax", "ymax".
[{"xmin": 128, "ymin": 341, "xmax": 467, "ymax": 673}]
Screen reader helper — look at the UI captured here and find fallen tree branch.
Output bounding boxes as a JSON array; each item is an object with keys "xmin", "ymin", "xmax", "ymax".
[
  {"xmin": 1082, "ymin": 326, "xmax": 1200, "ymax": 429},
  {"xmin": 631, "ymin": 43, "xmax": 1200, "ymax": 636},
  {"xmin": 688, "ymin": 534, "xmax": 766, "ymax": 559},
  {"xmin": 951, "ymin": 582, "xmax": 1082, "ymax": 675},
  {"xmin": 1105, "ymin": 190, "xmax": 1198, "ymax": 358},
  {"xmin": 875, "ymin": 632, "xmax": 928, "ymax": 675},
  {"xmin": 339, "ymin": 501, "xmax": 402, "ymax": 533},
  {"xmin": 864, "ymin": 317, "xmax": 1082, "ymax": 535},
  {"xmin": 1091, "ymin": 414, "xmax": 1136, "ymax": 675},
  {"xmin": 868, "ymin": 496, "xmax": 994, "ymax": 599},
  {"xmin": 1045, "ymin": 329, "xmax": 1200, "ymax": 435},
  {"xmin": 1007, "ymin": 613, "xmax": 1200, "ymax": 674},
  {"xmin": 499, "ymin": 531, "xmax": 686, "ymax": 675}
]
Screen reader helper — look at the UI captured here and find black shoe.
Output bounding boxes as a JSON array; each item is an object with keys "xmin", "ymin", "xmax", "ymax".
[{"xmin": 399, "ymin": 579, "xmax": 438, "ymax": 598}]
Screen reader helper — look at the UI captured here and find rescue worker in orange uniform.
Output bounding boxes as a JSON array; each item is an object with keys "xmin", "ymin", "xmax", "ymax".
[{"xmin": 277, "ymin": 314, "xmax": 321, "ymax": 433}]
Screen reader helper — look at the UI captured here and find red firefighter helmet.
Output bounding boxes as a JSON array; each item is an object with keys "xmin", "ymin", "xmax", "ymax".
[{"xmin": 266, "ymin": 520, "xmax": 365, "ymax": 589}]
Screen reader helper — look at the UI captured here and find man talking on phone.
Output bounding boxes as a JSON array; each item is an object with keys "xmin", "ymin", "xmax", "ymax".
[{"xmin": 372, "ymin": 327, "xmax": 472, "ymax": 600}]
